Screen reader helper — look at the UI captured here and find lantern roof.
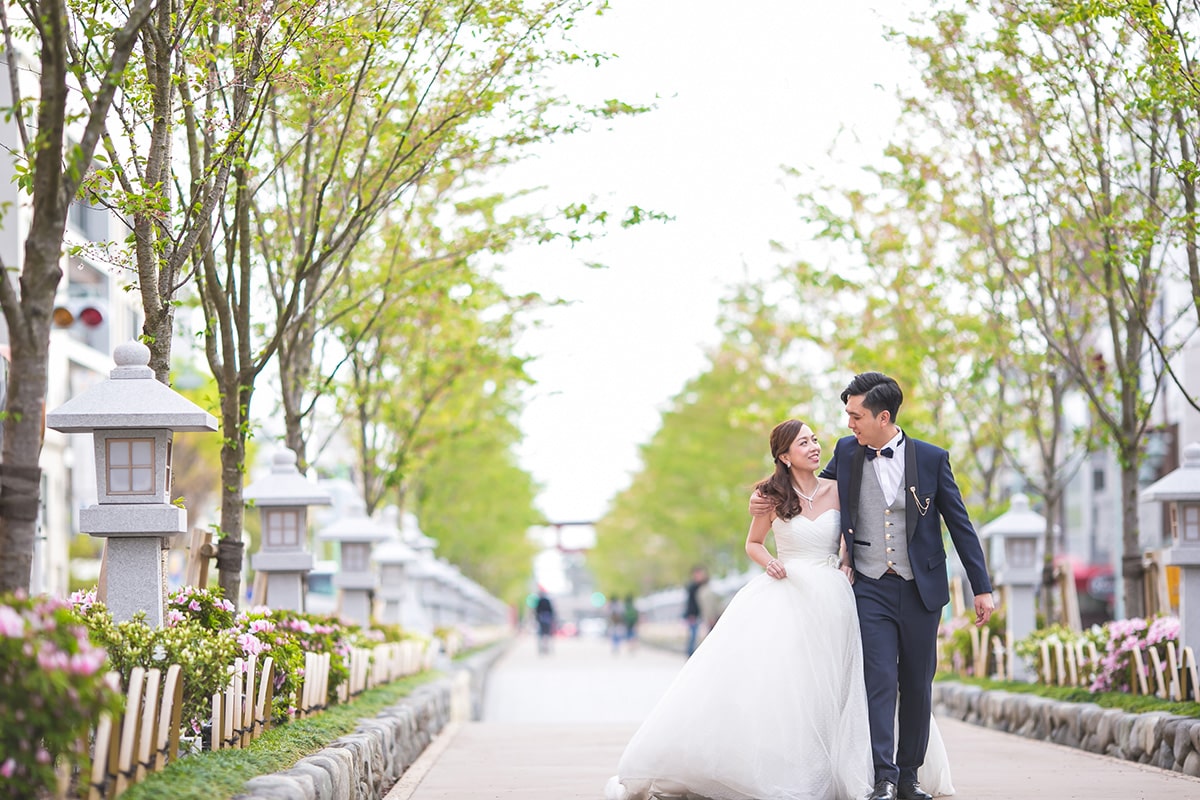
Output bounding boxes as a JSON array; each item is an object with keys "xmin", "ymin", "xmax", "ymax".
[
  {"xmin": 372, "ymin": 506, "xmax": 418, "ymax": 564},
  {"xmin": 45, "ymin": 341, "xmax": 217, "ymax": 433},
  {"xmin": 399, "ymin": 509, "xmax": 438, "ymax": 552},
  {"xmin": 979, "ymin": 493, "xmax": 1045, "ymax": 537},
  {"xmin": 1141, "ymin": 442, "xmax": 1200, "ymax": 502},
  {"xmin": 244, "ymin": 449, "xmax": 333, "ymax": 507},
  {"xmin": 374, "ymin": 537, "xmax": 418, "ymax": 564},
  {"xmin": 316, "ymin": 496, "xmax": 392, "ymax": 542}
]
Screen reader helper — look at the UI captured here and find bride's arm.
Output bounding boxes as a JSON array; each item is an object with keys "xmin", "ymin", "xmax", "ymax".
[{"xmin": 746, "ymin": 513, "xmax": 785, "ymax": 579}]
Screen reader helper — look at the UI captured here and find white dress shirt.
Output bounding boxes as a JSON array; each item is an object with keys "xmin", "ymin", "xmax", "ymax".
[{"xmin": 871, "ymin": 429, "xmax": 906, "ymax": 506}]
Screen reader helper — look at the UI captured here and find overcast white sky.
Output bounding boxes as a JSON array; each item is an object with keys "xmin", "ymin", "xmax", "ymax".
[{"xmin": 499, "ymin": 1, "xmax": 921, "ymax": 523}]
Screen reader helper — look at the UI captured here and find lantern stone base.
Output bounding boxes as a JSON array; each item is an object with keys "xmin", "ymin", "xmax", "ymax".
[
  {"xmin": 1178, "ymin": 567, "xmax": 1200, "ymax": 654},
  {"xmin": 99, "ymin": 535, "xmax": 170, "ymax": 626},
  {"xmin": 251, "ymin": 551, "xmax": 314, "ymax": 571},
  {"xmin": 333, "ymin": 572, "xmax": 375, "ymax": 591},
  {"xmin": 80, "ymin": 503, "xmax": 187, "ymax": 534},
  {"xmin": 340, "ymin": 590, "xmax": 372, "ymax": 626}
]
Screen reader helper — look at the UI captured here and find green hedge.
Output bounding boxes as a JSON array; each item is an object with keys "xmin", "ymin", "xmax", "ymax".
[{"xmin": 937, "ymin": 674, "xmax": 1200, "ymax": 719}]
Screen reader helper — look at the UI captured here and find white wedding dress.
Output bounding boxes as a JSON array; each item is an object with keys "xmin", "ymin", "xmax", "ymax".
[{"xmin": 605, "ymin": 510, "xmax": 954, "ymax": 800}]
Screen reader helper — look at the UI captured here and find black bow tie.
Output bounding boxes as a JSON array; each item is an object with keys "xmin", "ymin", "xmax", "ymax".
[{"xmin": 866, "ymin": 434, "xmax": 904, "ymax": 461}]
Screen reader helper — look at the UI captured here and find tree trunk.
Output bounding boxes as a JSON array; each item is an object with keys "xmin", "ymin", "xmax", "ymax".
[
  {"xmin": 0, "ymin": 337, "xmax": 52, "ymax": 591},
  {"xmin": 1039, "ymin": 491, "xmax": 1060, "ymax": 626},
  {"xmin": 143, "ymin": 300, "xmax": 175, "ymax": 384},
  {"xmin": 215, "ymin": 378, "xmax": 251, "ymax": 606},
  {"xmin": 1120, "ymin": 453, "xmax": 1145, "ymax": 619},
  {"xmin": 278, "ymin": 317, "xmax": 315, "ymax": 472}
]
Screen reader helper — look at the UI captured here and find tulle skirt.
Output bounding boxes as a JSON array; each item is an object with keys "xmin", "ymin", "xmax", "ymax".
[{"xmin": 606, "ymin": 558, "xmax": 953, "ymax": 800}]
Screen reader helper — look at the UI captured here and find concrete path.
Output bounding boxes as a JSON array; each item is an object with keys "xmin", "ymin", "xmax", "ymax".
[{"xmin": 388, "ymin": 633, "xmax": 1200, "ymax": 800}]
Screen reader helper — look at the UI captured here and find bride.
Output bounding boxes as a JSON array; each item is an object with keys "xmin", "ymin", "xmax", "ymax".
[{"xmin": 605, "ymin": 419, "xmax": 953, "ymax": 800}]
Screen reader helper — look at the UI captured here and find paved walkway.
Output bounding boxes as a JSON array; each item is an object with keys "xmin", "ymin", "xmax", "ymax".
[{"xmin": 389, "ymin": 633, "xmax": 1200, "ymax": 800}]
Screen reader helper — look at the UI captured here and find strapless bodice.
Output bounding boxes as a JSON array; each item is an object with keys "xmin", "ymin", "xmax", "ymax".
[{"xmin": 772, "ymin": 509, "xmax": 841, "ymax": 565}]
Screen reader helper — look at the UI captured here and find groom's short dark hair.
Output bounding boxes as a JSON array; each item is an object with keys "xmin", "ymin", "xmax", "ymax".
[{"xmin": 841, "ymin": 372, "xmax": 903, "ymax": 421}]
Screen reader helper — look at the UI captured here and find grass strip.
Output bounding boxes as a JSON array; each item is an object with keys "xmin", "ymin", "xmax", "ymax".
[
  {"xmin": 937, "ymin": 674, "xmax": 1200, "ymax": 718},
  {"xmin": 119, "ymin": 671, "xmax": 440, "ymax": 800}
]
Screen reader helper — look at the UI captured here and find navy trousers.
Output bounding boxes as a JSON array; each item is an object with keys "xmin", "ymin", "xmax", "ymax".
[{"xmin": 853, "ymin": 571, "xmax": 942, "ymax": 785}]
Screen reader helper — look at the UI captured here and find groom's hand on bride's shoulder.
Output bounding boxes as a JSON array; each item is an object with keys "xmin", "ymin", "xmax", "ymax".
[{"xmin": 748, "ymin": 491, "xmax": 772, "ymax": 517}]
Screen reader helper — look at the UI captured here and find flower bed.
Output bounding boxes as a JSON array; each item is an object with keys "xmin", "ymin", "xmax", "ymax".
[
  {"xmin": 0, "ymin": 592, "xmax": 120, "ymax": 799},
  {"xmin": 1, "ymin": 586, "xmax": 453, "ymax": 799}
]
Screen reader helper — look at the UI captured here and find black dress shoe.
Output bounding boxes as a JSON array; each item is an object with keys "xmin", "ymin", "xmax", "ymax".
[
  {"xmin": 867, "ymin": 779, "xmax": 897, "ymax": 800},
  {"xmin": 897, "ymin": 780, "xmax": 933, "ymax": 800}
]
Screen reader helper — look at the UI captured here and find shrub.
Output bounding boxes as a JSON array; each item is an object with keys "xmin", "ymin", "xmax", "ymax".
[
  {"xmin": 0, "ymin": 592, "xmax": 121, "ymax": 799},
  {"xmin": 74, "ymin": 589, "xmax": 240, "ymax": 730},
  {"xmin": 226, "ymin": 607, "xmax": 305, "ymax": 725},
  {"xmin": 937, "ymin": 608, "xmax": 1005, "ymax": 677},
  {"xmin": 1091, "ymin": 615, "xmax": 1180, "ymax": 693},
  {"xmin": 1013, "ymin": 623, "xmax": 1105, "ymax": 684},
  {"xmin": 271, "ymin": 611, "xmax": 355, "ymax": 711}
]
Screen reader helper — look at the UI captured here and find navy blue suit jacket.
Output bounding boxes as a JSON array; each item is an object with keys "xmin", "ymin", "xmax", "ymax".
[{"xmin": 821, "ymin": 434, "xmax": 993, "ymax": 612}]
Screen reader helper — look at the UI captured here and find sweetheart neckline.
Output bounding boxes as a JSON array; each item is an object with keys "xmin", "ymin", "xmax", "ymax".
[{"xmin": 782, "ymin": 507, "xmax": 839, "ymax": 523}]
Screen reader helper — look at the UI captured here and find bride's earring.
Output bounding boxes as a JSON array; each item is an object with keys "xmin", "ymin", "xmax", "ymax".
[{"xmin": 783, "ymin": 461, "xmax": 790, "ymax": 468}]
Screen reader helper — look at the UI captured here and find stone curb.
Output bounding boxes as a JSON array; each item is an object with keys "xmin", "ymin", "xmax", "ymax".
[
  {"xmin": 234, "ymin": 639, "xmax": 513, "ymax": 800},
  {"xmin": 933, "ymin": 681, "xmax": 1200, "ymax": 777}
]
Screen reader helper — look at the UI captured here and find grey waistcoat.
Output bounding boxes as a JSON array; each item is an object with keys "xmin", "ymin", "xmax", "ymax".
[{"xmin": 855, "ymin": 460, "xmax": 913, "ymax": 580}]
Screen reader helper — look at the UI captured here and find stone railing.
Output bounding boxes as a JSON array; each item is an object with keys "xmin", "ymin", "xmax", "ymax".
[
  {"xmin": 235, "ymin": 638, "xmax": 512, "ymax": 799},
  {"xmin": 933, "ymin": 681, "xmax": 1200, "ymax": 778}
]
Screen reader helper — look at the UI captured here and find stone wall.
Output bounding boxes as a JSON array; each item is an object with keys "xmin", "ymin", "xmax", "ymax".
[
  {"xmin": 933, "ymin": 681, "xmax": 1200, "ymax": 778},
  {"xmin": 235, "ymin": 640, "xmax": 512, "ymax": 800}
]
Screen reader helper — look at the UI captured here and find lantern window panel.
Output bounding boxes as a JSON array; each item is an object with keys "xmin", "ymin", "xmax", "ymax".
[
  {"xmin": 107, "ymin": 437, "xmax": 156, "ymax": 495},
  {"xmin": 265, "ymin": 509, "xmax": 301, "ymax": 549},
  {"xmin": 1184, "ymin": 503, "xmax": 1200, "ymax": 543},
  {"xmin": 342, "ymin": 542, "xmax": 370, "ymax": 572}
]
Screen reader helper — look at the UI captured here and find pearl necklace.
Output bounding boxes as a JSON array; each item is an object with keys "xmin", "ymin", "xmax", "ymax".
[{"xmin": 792, "ymin": 482, "xmax": 819, "ymax": 509}]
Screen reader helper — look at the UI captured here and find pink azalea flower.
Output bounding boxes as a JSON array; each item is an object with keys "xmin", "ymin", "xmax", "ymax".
[
  {"xmin": 0, "ymin": 605, "xmax": 25, "ymax": 638},
  {"xmin": 237, "ymin": 633, "xmax": 265, "ymax": 657}
]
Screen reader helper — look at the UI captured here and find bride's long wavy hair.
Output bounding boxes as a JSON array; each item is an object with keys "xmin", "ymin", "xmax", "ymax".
[{"xmin": 752, "ymin": 419, "xmax": 807, "ymax": 521}]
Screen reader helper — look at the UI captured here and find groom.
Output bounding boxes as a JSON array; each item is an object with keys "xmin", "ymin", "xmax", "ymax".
[{"xmin": 752, "ymin": 372, "xmax": 993, "ymax": 800}]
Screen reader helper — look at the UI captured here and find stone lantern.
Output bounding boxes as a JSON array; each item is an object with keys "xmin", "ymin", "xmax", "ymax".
[
  {"xmin": 373, "ymin": 507, "xmax": 417, "ymax": 626},
  {"xmin": 1141, "ymin": 442, "xmax": 1200, "ymax": 651},
  {"xmin": 45, "ymin": 342, "xmax": 216, "ymax": 625},
  {"xmin": 980, "ymin": 493, "xmax": 1045, "ymax": 681},
  {"xmin": 244, "ymin": 449, "xmax": 332, "ymax": 613},
  {"xmin": 400, "ymin": 514, "xmax": 438, "ymax": 631},
  {"xmin": 316, "ymin": 497, "xmax": 390, "ymax": 625}
]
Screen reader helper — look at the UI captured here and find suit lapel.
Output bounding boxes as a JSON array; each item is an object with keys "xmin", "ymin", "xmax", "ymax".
[
  {"xmin": 847, "ymin": 440, "xmax": 864, "ymax": 528},
  {"xmin": 905, "ymin": 437, "xmax": 919, "ymax": 540}
]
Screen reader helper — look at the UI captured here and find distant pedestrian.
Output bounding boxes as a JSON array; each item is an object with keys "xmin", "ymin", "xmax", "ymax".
[
  {"xmin": 608, "ymin": 599, "xmax": 625, "ymax": 654},
  {"xmin": 534, "ymin": 591, "xmax": 556, "ymax": 655},
  {"xmin": 622, "ymin": 595, "xmax": 639, "ymax": 652},
  {"xmin": 682, "ymin": 565, "xmax": 713, "ymax": 657}
]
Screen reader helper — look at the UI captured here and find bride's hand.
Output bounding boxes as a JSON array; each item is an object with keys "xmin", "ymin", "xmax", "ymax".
[
  {"xmin": 764, "ymin": 558, "xmax": 786, "ymax": 579},
  {"xmin": 839, "ymin": 563, "xmax": 854, "ymax": 584}
]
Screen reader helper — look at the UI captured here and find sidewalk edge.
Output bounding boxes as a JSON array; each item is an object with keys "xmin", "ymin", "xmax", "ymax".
[{"xmin": 384, "ymin": 721, "xmax": 463, "ymax": 800}]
